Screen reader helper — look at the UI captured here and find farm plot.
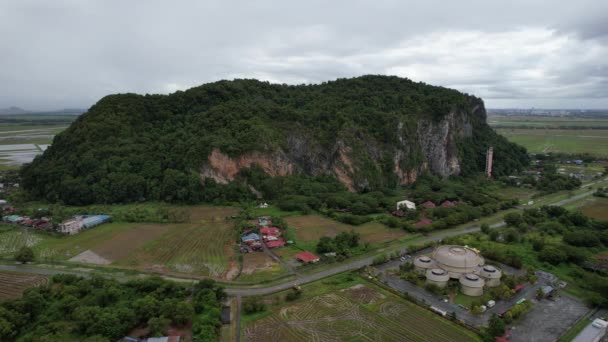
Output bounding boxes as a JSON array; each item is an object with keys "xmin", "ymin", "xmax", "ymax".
[
  {"xmin": 576, "ymin": 197, "xmax": 608, "ymax": 221},
  {"xmin": 0, "ymin": 271, "xmax": 48, "ymax": 301},
  {"xmin": 244, "ymin": 282, "xmax": 478, "ymax": 342},
  {"xmin": 285, "ymin": 215, "xmax": 406, "ymax": 244},
  {"xmin": 116, "ymin": 217, "xmax": 238, "ymax": 278},
  {"xmin": 0, "ymin": 229, "xmax": 44, "ymax": 257},
  {"xmin": 32, "ymin": 222, "xmax": 146, "ymax": 260}
]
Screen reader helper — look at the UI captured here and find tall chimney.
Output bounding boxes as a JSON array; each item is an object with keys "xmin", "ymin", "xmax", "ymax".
[{"xmin": 485, "ymin": 147, "xmax": 493, "ymax": 178}]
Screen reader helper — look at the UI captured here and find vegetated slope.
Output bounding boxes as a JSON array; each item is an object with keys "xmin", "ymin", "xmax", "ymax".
[{"xmin": 21, "ymin": 75, "xmax": 528, "ymax": 205}]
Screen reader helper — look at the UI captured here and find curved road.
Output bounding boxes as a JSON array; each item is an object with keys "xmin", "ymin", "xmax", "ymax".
[
  {"xmin": 0, "ymin": 186, "xmax": 599, "ymax": 297},
  {"xmin": 0, "ymin": 186, "xmax": 601, "ymax": 342}
]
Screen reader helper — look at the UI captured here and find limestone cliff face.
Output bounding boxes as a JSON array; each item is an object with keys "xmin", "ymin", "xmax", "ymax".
[{"xmin": 200, "ymin": 97, "xmax": 484, "ymax": 191}]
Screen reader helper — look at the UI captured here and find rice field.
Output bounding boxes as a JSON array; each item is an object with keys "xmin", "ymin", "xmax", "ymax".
[
  {"xmin": 0, "ymin": 115, "xmax": 72, "ymax": 169},
  {"xmin": 244, "ymin": 277, "xmax": 479, "ymax": 341},
  {"xmin": 0, "ymin": 228, "xmax": 43, "ymax": 257},
  {"xmin": 487, "ymin": 115, "xmax": 608, "ymax": 157},
  {"xmin": 496, "ymin": 128, "xmax": 608, "ymax": 157},
  {"xmin": 0, "ymin": 271, "xmax": 48, "ymax": 301}
]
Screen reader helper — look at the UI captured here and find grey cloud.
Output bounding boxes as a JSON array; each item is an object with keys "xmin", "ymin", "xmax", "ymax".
[{"xmin": 0, "ymin": 0, "xmax": 607, "ymax": 110}]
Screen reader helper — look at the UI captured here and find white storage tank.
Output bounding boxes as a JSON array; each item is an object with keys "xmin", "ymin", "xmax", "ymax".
[
  {"xmin": 479, "ymin": 265, "xmax": 502, "ymax": 287},
  {"xmin": 460, "ymin": 273, "xmax": 485, "ymax": 297},
  {"xmin": 413, "ymin": 256, "xmax": 435, "ymax": 273},
  {"xmin": 426, "ymin": 268, "xmax": 450, "ymax": 288}
]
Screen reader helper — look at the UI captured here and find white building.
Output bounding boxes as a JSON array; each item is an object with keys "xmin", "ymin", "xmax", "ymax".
[
  {"xmin": 396, "ymin": 200, "xmax": 416, "ymax": 211},
  {"xmin": 58, "ymin": 218, "xmax": 83, "ymax": 235}
]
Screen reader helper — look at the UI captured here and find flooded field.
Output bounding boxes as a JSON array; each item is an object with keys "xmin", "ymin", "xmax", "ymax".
[{"xmin": 0, "ymin": 121, "xmax": 71, "ymax": 168}]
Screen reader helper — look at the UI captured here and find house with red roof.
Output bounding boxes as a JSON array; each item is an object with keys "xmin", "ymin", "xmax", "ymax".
[
  {"xmin": 265, "ymin": 239, "xmax": 285, "ymax": 248},
  {"xmin": 295, "ymin": 251, "xmax": 320, "ymax": 263},
  {"xmin": 260, "ymin": 227, "xmax": 281, "ymax": 236},
  {"xmin": 421, "ymin": 201, "xmax": 436, "ymax": 209},
  {"xmin": 414, "ymin": 217, "xmax": 433, "ymax": 228},
  {"xmin": 441, "ymin": 200, "xmax": 457, "ymax": 208}
]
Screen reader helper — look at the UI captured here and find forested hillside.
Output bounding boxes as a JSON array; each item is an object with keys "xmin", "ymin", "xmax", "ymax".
[{"xmin": 21, "ymin": 76, "xmax": 529, "ymax": 205}]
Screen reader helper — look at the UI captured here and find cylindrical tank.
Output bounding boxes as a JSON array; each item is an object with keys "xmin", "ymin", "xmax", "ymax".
[
  {"xmin": 478, "ymin": 265, "xmax": 502, "ymax": 287},
  {"xmin": 426, "ymin": 268, "xmax": 450, "ymax": 288},
  {"xmin": 413, "ymin": 256, "xmax": 435, "ymax": 273},
  {"xmin": 460, "ymin": 273, "xmax": 485, "ymax": 297}
]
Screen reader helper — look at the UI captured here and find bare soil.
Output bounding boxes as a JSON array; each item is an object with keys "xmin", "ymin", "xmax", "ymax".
[
  {"xmin": 242, "ymin": 252, "xmax": 277, "ymax": 275},
  {"xmin": 91, "ymin": 224, "xmax": 170, "ymax": 262},
  {"xmin": 68, "ymin": 250, "xmax": 111, "ymax": 265}
]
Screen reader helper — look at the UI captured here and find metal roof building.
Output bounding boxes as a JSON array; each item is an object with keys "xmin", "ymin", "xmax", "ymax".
[{"xmin": 432, "ymin": 245, "xmax": 484, "ymax": 278}]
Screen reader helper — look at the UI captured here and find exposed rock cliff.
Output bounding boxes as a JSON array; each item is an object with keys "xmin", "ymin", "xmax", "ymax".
[
  {"xmin": 22, "ymin": 75, "xmax": 529, "ymax": 204},
  {"xmin": 200, "ymin": 102, "xmax": 481, "ymax": 191}
]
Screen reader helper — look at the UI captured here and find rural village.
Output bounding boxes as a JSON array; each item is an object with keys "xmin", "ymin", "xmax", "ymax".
[{"xmin": 1, "ymin": 150, "xmax": 608, "ymax": 342}]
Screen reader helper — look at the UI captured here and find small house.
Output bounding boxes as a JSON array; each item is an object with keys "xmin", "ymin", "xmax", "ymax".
[
  {"xmin": 266, "ymin": 239, "xmax": 285, "ymax": 248},
  {"xmin": 58, "ymin": 218, "xmax": 83, "ymax": 235},
  {"xmin": 19, "ymin": 218, "xmax": 33, "ymax": 227},
  {"xmin": 146, "ymin": 337, "xmax": 181, "ymax": 342},
  {"xmin": 391, "ymin": 210, "xmax": 405, "ymax": 217},
  {"xmin": 4, "ymin": 215, "xmax": 24, "ymax": 223},
  {"xmin": 257, "ymin": 216, "xmax": 272, "ymax": 227},
  {"xmin": 421, "ymin": 201, "xmax": 436, "ymax": 209},
  {"xmin": 295, "ymin": 251, "xmax": 320, "ymax": 263},
  {"xmin": 257, "ymin": 202, "xmax": 269, "ymax": 209},
  {"xmin": 241, "ymin": 233, "xmax": 261, "ymax": 244},
  {"xmin": 414, "ymin": 217, "xmax": 433, "ymax": 228},
  {"xmin": 540, "ymin": 285, "xmax": 555, "ymax": 298},
  {"xmin": 441, "ymin": 200, "xmax": 456, "ymax": 208},
  {"xmin": 396, "ymin": 200, "xmax": 416, "ymax": 211},
  {"xmin": 260, "ymin": 227, "xmax": 281, "ymax": 237}
]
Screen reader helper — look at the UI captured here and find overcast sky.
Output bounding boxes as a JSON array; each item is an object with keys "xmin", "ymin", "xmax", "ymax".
[{"xmin": 1, "ymin": 0, "xmax": 607, "ymax": 110}]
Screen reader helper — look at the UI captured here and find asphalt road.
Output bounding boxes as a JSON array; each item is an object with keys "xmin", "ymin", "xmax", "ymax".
[
  {"xmin": 1, "ymin": 184, "xmax": 601, "ymax": 342},
  {"xmin": 0, "ymin": 185, "xmax": 598, "ymax": 297}
]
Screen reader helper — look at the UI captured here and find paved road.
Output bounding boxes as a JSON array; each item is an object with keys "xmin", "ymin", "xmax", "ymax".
[
  {"xmin": 548, "ymin": 189, "xmax": 596, "ymax": 207},
  {"xmin": 1, "ymin": 184, "xmax": 600, "ymax": 299},
  {"xmin": 235, "ymin": 295, "xmax": 242, "ymax": 342}
]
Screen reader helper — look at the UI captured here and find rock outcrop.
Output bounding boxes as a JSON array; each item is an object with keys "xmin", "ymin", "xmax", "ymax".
[{"xmin": 200, "ymin": 101, "xmax": 482, "ymax": 191}]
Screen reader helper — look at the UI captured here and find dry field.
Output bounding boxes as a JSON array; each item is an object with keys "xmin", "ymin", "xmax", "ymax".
[
  {"xmin": 244, "ymin": 283, "xmax": 478, "ymax": 342},
  {"xmin": 580, "ymin": 197, "xmax": 608, "ymax": 221},
  {"xmin": 285, "ymin": 215, "xmax": 407, "ymax": 244},
  {"xmin": 567, "ymin": 196, "xmax": 608, "ymax": 221},
  {"xmin": 0, "ymin": 271, "xmax": 48, "ymax": 301}
]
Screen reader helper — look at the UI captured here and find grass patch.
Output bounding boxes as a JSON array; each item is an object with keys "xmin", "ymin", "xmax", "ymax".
[
  {"xmin": 285, "ymin": 214, "xmax": 407, "ymax": 244},
  {"xmin": 558, "ymin": 314, "xmax": 593, "ymax": 342}
]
